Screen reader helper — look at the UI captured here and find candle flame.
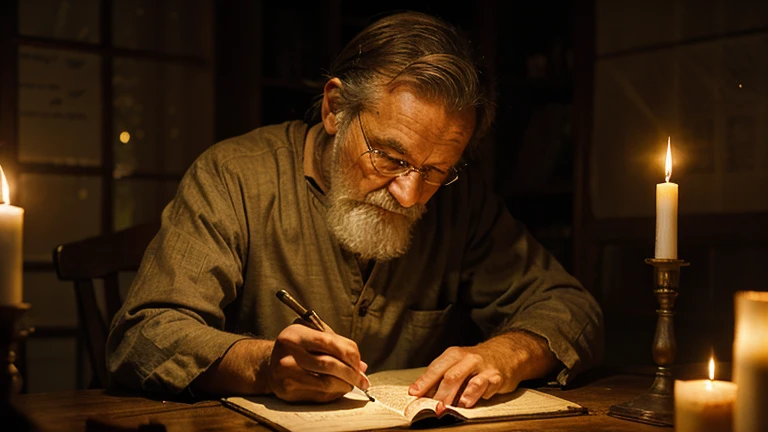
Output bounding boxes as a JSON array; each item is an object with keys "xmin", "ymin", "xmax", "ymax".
[
  {"xmin": 0, "ymin": 164, "xmax": 9, "ymax": 205},
  {"xmin": 709, "ymin": 356, "xmax": 715, "ymax": 381},
  {"xmin": 665, "ymin": 137, "xmax": 673, "ymax": 182}
]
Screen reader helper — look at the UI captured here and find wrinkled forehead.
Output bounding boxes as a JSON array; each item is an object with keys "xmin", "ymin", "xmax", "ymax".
[
  {"xmin": 379, "ymin": 78, "xmax": 478, "ymax": 119},
  {"xmin": 366, "ymin": 84, "xmax": 476, "ymax": 147},
  {"xmin": 361, "ymin": 86, "xmax": 475, "ymax": 164}
]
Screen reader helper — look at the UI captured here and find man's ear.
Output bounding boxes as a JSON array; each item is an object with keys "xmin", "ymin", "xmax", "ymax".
[{"xmin": 321, "ymin": 78, "xmax": 343, "ymax": 136}]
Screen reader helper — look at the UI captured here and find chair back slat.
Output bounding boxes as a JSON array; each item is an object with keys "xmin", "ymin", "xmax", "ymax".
[
  {"xmin": 73, "ymin": 279, "xmax": 109, "ymax": 388},
  {"xmin": 53, "ymin": 222, "xmax": 159, "ymax": 389},
  {"xmin": 104, "ymin": 274, "xmax": 122, "ymax": 327},
  {"xmin": 54, "ymin": 224, "xmax": 159, "ymax": 280}
]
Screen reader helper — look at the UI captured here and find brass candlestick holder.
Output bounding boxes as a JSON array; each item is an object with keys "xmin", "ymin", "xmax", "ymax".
[
  {"xmin": 1, "ymin": 303, "xmax": 30, "ymax": 399},
  {"xmin": 0, "ymin": 303, "xmax": 39, "ymax": 431},
  {"xmin": 608, "ymin": 258, "xmax": 689, "ymax": 427}
]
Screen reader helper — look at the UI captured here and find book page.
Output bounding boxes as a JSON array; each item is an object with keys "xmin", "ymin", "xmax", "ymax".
[
  {"xmin": 224, "ymin": 395, "xmax": 409, "ymax": 432},
  {"xmin": 223, "ymin": 368, "xmax": 586, "ymax": 431},
  {"xmin": 368, "ymin": 367, "xmax": 426, "ymax": 387},
  {"xmin": 446, "ymin": 388, "xmax": 585, "ymax": 420},
  {"xmin": 367, "ymin": 367, "xmax": 454, "ymax": 423},
  {"xmin": 368, "ymin": 368, "xmax": 584, "ymax": 423},
  {"xmin": 403, "ymin": 397, "xmax": 442, "ymax": 423},
  {"xmin": 367, "ymin": 384, "xmax": 419, "ymax": 414},
  {"xmin": 367, "ymin": 384, "xmax": 444, "ymax": 424},
  {"xmin": 367, "ymin": 367, "xmax": 430, "ymax": 416}
]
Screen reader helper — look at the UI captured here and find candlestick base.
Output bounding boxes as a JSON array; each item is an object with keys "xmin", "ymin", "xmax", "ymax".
[
  {"xmin": 608, "ymin": 258, "xmax": 688, "ymax": 428},
  {"xmin": 609, "ymin": 367, "xmax": 673, "ymax": 426}
]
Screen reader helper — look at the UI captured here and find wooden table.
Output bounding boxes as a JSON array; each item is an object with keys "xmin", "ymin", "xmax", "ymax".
[{"xmin": 11, "ymin": 372, "xmax": 669, "ymax": 431}]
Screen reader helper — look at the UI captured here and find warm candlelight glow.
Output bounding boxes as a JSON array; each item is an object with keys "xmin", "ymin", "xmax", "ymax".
[
  {"xmin": 0, "ymin": 164, "xmax": 9, "ymax": 205},
  {"xmin": 734, "ymin": 291, "xmax": 768, "ymax": 431},
  {"xmin": 0, "ymin": 162, "xmax": 23, "ymax": 305},
  {"xmin": 655, "ymin": 137, "xmax": 678, "ymax": 259},
  {"xmin": 665, "ymin": 137, "xmax": 672, "ymax": 182},
  {"xmin": 676, "ymin": 370, "xmax": 738, "ymax": 432}
]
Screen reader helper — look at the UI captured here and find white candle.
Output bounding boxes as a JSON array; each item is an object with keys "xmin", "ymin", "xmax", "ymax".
[
  {"xmin": 675, "ymin": 358, "xmax": 736, "ymax": 432},
  {"xmin": 733, "ymin": 291, "xmax": 768, "ymax": 432},
  {"xmin": 655, "ymin": 137, "xmax": 678, "ymax": 259},
  {"xmin": 0, "ymin": 164, "xmax": 24, "ymax": 305}
]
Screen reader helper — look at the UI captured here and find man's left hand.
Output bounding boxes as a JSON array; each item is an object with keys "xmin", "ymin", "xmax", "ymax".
[{"xmin": 407, "ymin": 331, "xmax": 559, "ymax": 409}]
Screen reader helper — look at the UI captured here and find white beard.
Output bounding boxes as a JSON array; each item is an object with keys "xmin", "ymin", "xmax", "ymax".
[{"xmin": 324, "ymin": 123, "xmax": 427, "ymax": 261}]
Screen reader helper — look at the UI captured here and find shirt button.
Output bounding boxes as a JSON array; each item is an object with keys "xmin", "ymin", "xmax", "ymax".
[{"xmin": 358, "ymin": 302, "xmax": 369, "ymax": 317}]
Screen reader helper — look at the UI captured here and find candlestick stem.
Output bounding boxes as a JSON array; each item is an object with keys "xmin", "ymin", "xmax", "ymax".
[{"xmin": 608, "ymin": 259, "xmax": 689, "ymax": 427}]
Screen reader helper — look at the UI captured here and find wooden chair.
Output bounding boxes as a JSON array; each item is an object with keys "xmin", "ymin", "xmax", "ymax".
[{"xmin": 53, "ymin": 223, "xmax": 159, "ymax": 388}]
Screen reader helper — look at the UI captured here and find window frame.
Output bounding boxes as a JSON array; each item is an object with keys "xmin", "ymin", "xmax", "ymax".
[{"xmin": 0, "ymin": 0, "xmax": 213, "ymax": 390}]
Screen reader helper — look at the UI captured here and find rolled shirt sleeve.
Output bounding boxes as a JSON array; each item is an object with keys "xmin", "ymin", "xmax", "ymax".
[
  {"xmin": 107, "ymin": 154, "xmax": 251, "ymax": 394},
  {"xmin": 458, "ymin": 169, "xmax": 604, "ymax": 386}
]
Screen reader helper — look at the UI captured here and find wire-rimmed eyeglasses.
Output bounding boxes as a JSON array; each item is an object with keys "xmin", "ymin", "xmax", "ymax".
[{"xmin": 357, "ymin": 111, "xmax": 465, "ymax": 186}]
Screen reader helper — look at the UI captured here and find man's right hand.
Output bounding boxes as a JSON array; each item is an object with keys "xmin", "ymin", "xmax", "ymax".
[{"xmin": 266, "ymin": 323, "xmax": 369, "ymax": 402}]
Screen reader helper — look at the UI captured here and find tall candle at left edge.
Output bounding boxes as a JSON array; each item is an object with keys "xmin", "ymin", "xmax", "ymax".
[{"xmin": 0, "ymin": 164, "xmax": 24, "ymax": 305}]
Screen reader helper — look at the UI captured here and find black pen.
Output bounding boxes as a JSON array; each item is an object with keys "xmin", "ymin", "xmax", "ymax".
[{"xmin": 276, "ymin": 289, "xmax": 375, "ymax": 402}]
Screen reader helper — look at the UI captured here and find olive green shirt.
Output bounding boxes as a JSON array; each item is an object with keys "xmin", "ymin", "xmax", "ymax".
[{"xmin": 107, "ymin": 121, "xmax": 604, "ymax": 394}]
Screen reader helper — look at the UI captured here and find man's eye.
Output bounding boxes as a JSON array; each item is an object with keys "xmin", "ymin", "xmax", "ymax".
[{"xmin": 384, "ymin": 153, "xmax": 409, "ymax": 168}]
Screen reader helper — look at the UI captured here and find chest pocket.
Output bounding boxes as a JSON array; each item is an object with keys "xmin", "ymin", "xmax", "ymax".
[{"xmin": 385, "ymin": 304, "xmax": 454, "ymax": 369}]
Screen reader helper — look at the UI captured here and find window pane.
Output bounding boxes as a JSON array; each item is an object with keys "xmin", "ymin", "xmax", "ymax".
[
  {"xmin": 112, "ymin": 0, "xmax": 211, "ymax": 57},
  {"xmin": 18, "ymin": 174, "xmax": 102, "ymax": 261},
  {"xmin": 113, "ymin": 59, "xmax": 213, "ymax": 176},
  {"xmin": 592, "ymin": 33, "xmax": 768, "ymax": 217},
  {"xmin": 18, "ymin": 47, "xmax": 102, "ymax": 166},
  {"xmin": 597, "ymin": 0, "xmax": 768, "ymax": 56},
  {"xmin": 114, "ymin": 179, "xmax": 178, "ymax": 231},
  {"xmin": 19, "ymin": 0, "xmax": 100, "ymax": 44},
  {"xmin": 23, "ymin": 272, "xmax": 77, "ymax": 328}
]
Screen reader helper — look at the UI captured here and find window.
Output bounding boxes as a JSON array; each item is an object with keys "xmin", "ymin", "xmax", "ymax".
[{"xmin": 0, "ymin": 0, "xmax": 213, "ymax": 392}]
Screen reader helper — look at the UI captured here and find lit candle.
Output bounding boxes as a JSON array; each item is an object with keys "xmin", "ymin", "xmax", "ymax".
[
  {"xmin": 0, "ymin": 164, "xmax": 24, "ymax": 305},
  {"xmin": 655, "ymin": 137, "xmax": 678, "ymax": 259},
  {"xmin": 674, "ymin": 357, "xmax": 737, "ymax": 432},
  {"xmin": 733, "ymin": 291, "xmax": 768, "ymax": 432}
]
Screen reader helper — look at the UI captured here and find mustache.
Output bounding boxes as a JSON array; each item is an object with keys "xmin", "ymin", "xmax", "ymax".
[{"xmin": 363, "ymin": 189, "xmax": 426, "ymax": 220}]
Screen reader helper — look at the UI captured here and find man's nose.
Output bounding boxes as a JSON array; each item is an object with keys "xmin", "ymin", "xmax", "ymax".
[{"xmin": 388, "ymin": 171, "xmax": 422, "ymax": 208}]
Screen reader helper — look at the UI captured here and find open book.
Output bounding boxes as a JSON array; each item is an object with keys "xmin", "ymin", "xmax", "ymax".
[{"xmin": 222, "ymin": 367, "xmax": 586, "ymax": 432}]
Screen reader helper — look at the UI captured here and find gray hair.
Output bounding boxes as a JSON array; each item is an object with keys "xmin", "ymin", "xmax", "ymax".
[{"xmin": 310, "ymin": 11, "xmax": 495, "ymax": 148}]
